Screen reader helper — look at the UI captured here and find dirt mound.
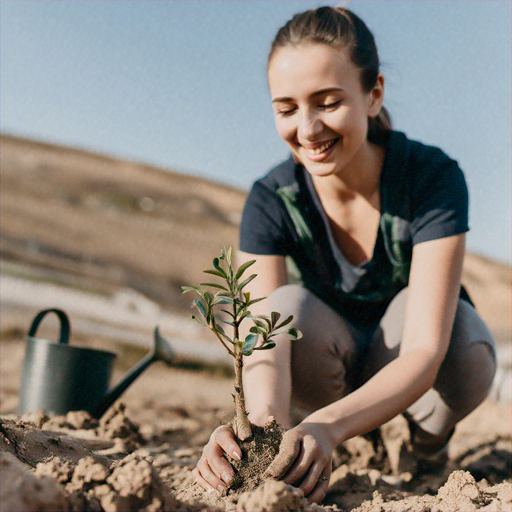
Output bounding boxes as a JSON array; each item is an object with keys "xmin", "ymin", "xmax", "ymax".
[
  {"xmin": 230, "ymin": 418, "xmax": 285, "ymax": 493},
  {"xmin": 0, "ymin": 401, "xmax": 510, "ymax": 512}
]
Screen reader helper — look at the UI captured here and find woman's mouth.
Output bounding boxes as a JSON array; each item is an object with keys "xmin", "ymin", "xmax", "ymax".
[{"xmin": 301, "ymin": 138, "xmax": 339, "ymax": 161}]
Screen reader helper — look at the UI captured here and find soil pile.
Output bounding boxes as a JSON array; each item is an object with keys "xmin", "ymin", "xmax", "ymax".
[{"xmin": 0, "ymin": 399, "xmax": 510, "ymax": 512}]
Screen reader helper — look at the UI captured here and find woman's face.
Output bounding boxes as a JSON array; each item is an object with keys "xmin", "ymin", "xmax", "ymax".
[{"xmin": 268, "ymin": 43, "xmax": 383, "ymax": 178}]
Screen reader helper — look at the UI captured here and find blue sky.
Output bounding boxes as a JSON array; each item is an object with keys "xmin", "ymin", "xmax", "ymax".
[{"xmin": 1, "ymin": 0, "xmax": 511, "ymax": 263}]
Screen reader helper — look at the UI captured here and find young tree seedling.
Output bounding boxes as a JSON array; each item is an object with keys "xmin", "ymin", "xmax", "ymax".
[{"xmin": 182, "ymin": 247, "xmax": 301, "ymax": 441}]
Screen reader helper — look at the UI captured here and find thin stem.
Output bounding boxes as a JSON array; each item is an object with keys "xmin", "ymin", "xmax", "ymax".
[
  {"xmin": 233, "ymin": 348, "xmax": 251, "ymax": 441},
  {"xmin": 232, "ymin": 297, "xmax": 252, "ymax": 440},
  {"xmin": 210, "ymin": 319, "xmax": 234, "ymax": 357}
]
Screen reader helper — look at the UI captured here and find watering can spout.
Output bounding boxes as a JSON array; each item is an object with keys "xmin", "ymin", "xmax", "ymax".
[{"xmin": 92, "ymin": 327, "xmax": 175, "ymax": 418}]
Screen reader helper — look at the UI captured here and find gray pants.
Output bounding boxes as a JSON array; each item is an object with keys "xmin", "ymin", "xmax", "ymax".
[{"xmin": 267, "ymin": 285, "xmax": 496, "ymax": 438}]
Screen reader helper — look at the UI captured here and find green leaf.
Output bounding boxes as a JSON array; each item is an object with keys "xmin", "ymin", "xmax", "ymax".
[
  {"xmin": 256, "ymin": 315, "xmax": 272, "ymax": 329},
  {"xmin": 213, "ymin": 258, "xmax": 227, "ymax": 277},
  {"xmin": 212, "ymin": 292, "xmax": 233, "ymax": 306},
  {"xmin": 225, "ymin": 247, "xmax": 233, "ymax": 264},
  {"xmin": 203, "ymin": 291, "xmax": 214, "ymax": 305},
  {"xmin": 203, "ymin": 269, "xmax": 225, "ymax": 278},
  {"xmin": 181, "ymin": 285, "xmax": 200, "ymax": 294},
  {"xmin": 259, "ymin": 342, "xmax": 276, "ymax": 350},
  {"xmin": 200, "ymin": 282, "xmax": 229, "ymax": 291},
  {"xmin": 276, "ymin": 315, "xmax": 293, "ymax": 330},
  {"xmin": 288, "ymin": 327, "xmax": 302, "ymax": 339},
  {"xmin": 271, "ymin": 311, "xmax": 281, "ymax": 328},
  {"xmin": 193, "ymin": 299, "xmax": 207, "ymax": 319},
  {"xmin": 248, "ymin": 297, "xmax": 265, "ymax": 307},
  {"xmin": 237, "ymin": 274, "xmax": 257, "ymax": 292},
  {"xmin": 235, "ymin": 260, "xmax": 256, "ymax": 281},
  {"xmin": 242, "ymin": 334, "xmax": 259, "ymax": 356}
]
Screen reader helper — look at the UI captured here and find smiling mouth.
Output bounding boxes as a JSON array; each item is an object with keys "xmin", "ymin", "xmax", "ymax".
[{"xmin": 302, "ymin": 138, "xmax": 339, "ymax": 156}]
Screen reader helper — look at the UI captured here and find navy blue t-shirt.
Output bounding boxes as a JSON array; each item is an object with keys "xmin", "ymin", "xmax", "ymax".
[{"xmin": 239, "ymin": 131, "xmax": 470, "ymax": 332}]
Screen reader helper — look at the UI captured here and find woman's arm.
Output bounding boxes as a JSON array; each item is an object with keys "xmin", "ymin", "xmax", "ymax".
[
  {"xmin": 310, "ymin": 233, "xmax": 465, "ymax": 440},
  {"xmin": 266, "ymin": 233, "xmax": 466, "ymax": 500},
  {"xmin": 236, "ymin": 251, "xmax": 291, "ymax": 427}
]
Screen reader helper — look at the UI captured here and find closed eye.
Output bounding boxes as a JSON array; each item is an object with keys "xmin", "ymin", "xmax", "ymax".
[
  {"xmin": 319, "ymin": 100, "xmax": 342, "ymax": 111},
  {"xmin": 276, "ymin": 107, "xmax": 297, "ymax": 117}
]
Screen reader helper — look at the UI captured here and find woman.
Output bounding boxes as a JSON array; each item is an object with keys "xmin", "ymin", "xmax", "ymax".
[{"xmin": 193, "ymin": 6, "xmax": 496, "ymax": 503}]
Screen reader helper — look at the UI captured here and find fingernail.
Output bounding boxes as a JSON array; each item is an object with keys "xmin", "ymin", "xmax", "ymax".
[
  {"xmin": 222, "ymin": 472, "xmax": 232, "ymax": 485},
  {"xmin": 232, "ymin": 451, "xmax": 241, "ymax": 461}
]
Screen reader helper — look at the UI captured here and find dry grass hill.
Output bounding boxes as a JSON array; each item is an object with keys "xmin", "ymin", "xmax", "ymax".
[{"xmin": 1, "ymin": 133, "xmax": 510, "ymax": 344}]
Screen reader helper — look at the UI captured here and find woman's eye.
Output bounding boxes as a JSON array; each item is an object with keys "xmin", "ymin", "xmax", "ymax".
[
  {"xmin": 276, "ymin": 108, "xmax": 296, "ymax": 117},
  {"xmin": 319, "ymin": 100, "xmax": 342, "ymax": 110}
]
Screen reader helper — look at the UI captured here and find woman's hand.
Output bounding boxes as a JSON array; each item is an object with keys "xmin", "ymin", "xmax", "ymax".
[
  {"xmin": 193, "ymin": 425, "xmax": 242, "ymax": 495},
  {"xmin": 264, "ymin": 422, "xmax": 335, "ymax": 503}
]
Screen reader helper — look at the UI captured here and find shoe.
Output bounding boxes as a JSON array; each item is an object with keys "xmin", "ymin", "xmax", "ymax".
[{"xmin": 398, "ymin": 421, "xmax": 454, "ymax": 478}]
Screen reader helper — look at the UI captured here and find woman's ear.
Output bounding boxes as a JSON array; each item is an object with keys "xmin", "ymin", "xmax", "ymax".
[{"xmin": 368, "ymin": 74, "xmax": 385, "ymax": 118}]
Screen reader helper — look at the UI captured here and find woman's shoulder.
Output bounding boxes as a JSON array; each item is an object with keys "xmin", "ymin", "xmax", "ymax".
[{"xmin": 391, "ymin": 131, "xmax": 459, "ymax": 171}]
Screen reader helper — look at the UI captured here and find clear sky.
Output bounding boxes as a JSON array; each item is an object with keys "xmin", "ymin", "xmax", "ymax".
[{"xmin": 1, "ymin": 0, "xmax": 511, "ymax": 263}]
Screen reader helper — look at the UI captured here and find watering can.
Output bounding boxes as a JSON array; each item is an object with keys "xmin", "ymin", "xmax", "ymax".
[{"xmin": 19, "ymin": 308, "xmax": 175, "ymax": 418}]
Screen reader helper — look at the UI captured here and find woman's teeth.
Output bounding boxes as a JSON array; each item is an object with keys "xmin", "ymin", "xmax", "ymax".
[{"xmin": 305, "ymin": 139, "xmax": 337, "ymax": 155}]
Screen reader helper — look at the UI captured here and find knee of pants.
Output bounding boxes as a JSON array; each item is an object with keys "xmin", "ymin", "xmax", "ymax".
[
  {"xmin": 267, "ymin": 285, "xmax": 358, "ymax": 411},
  {"xmin": 266, "ymin": 284, "xmax": 311, "ymax": 330},
  {"xmin": 435, "ymin": 341, "xmax": 497, "ymax": 416}
]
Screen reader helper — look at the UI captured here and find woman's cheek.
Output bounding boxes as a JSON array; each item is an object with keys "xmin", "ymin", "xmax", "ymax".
[{"xmin": 275, "ymin": 118, "xmax": 296, "ymax": 144}]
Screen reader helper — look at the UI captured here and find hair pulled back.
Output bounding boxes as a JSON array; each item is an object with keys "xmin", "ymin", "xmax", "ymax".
[{"xmin": 269, "ymin": 6, "xmax": 391, "ymax": 144}]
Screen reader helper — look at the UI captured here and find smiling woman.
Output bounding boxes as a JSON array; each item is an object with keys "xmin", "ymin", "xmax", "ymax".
[{"xmin": 191, "ymin": 5, "xmax": 497, "ymax": 505}]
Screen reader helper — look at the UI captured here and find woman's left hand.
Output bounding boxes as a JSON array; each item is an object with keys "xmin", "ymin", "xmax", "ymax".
[{"xmin": 264, "ymin": 422, "xmax": 334, "ymax": 503}]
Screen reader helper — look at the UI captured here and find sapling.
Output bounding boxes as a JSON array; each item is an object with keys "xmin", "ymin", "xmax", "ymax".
[{"xmin": 182, "ymin": 247, "xmax": 301, "ymax": 441}]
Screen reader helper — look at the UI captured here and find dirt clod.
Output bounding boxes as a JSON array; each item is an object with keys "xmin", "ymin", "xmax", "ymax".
[{"xmin": 229, "ymin": 417, "xmax": 285, "ymax": 494}]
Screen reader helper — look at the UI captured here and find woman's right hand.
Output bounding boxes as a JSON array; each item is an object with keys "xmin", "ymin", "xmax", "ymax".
[{"xmin": 193, "ymin": 425, "xmax": 242, "ymax": 495}]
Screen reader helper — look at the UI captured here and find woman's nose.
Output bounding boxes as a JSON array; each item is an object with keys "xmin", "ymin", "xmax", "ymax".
[{"xmin": 297, "ymin": 110, "xmax": 322, "ymax": 140}]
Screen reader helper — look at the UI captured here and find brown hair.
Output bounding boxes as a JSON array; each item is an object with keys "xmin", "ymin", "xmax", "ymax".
[{"xmin": 269, "ymin": 6, "xmax": 391, "ymax": 144}]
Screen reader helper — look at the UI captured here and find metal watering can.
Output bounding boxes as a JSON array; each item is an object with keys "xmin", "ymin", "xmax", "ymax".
[{"xmin": 19, "ymin": 308, "xmax": 175, "ymax": 418}]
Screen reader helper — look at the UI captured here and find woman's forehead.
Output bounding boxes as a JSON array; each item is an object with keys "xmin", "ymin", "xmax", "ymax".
[{"xmin": 268, "ymin": 43, "xmax": 361, "ymax": 98}]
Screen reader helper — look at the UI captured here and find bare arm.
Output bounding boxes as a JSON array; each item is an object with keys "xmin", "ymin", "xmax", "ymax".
[
  {"xmin": 236, "ymin": 251, "xmax": 291, "ymax": 427},
  {"xmin": 303, "ymin": 233, "xmax": 466, "ymax": 443},
  {"xmin": 265, "ymin": 233, "xmax": 466, "ymax": 501}
]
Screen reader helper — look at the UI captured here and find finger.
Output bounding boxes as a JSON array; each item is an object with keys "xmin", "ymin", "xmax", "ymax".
[
  {"xmin": 282, "ymin": 444, "xmax": 310, "ymax": 486},
  {"xmin": 192, "ymin": 468, "xmax": 216, "ymax": 495},
  {"xmin": 296, "ymin": 459, "xmax": 326, "ymax": 496},
  {"xmin": 306, "ymin": 465, "xmax": 332, "ymax": 504},
  {"xmin": 203, "ymin": 427, "xmax": 239, "ymax": 485},
  {"xmin": 264, "ymin": 430, "xmax": 302, "ymax": 480},
  {"xmin": 213, "ymin": 425, "xmax": 242, "ymax": 462},
  {"xmin": 206, "ymin": 446, "xmax": 236, "ymax": 486},
  {"xmin": 196, "ymin": 457, "xmax": 228, "ymax": 495},
  {"xmin": 307, "ymin": 482, "xmax": 328, "ymax": 504}
]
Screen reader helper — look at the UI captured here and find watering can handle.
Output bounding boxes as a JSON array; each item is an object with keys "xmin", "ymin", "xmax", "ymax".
[{"xmin": 27, "ymin": 309, "xmax": 71, "ymax": 345}]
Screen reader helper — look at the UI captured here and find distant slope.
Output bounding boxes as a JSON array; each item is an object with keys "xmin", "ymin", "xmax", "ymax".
[
  {"xmin": 1, "ymin": 134, "xmax": 510, "ymax": 343},
  {"xmin": 0, "ymin": 134, "xmax": 245, "ymax": 312}
]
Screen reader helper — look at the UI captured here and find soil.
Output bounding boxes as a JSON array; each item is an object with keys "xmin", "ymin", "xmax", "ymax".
[
  {"xmin": 1, "ymin": 379, "xmax": 510, "ymax": 512},
  {"xmin": 229, "ymin": 418, "xmax": 285, "ymax": 494}
]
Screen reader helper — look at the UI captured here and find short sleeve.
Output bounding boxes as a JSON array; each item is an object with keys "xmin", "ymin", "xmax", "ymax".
[
  {"xmin": 411, "ymin": 157, "xmax": 469, "ymax": 245},
  {"xmin": 239, "ymin": 180, "xmax": 292, "ymax": 255}
]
